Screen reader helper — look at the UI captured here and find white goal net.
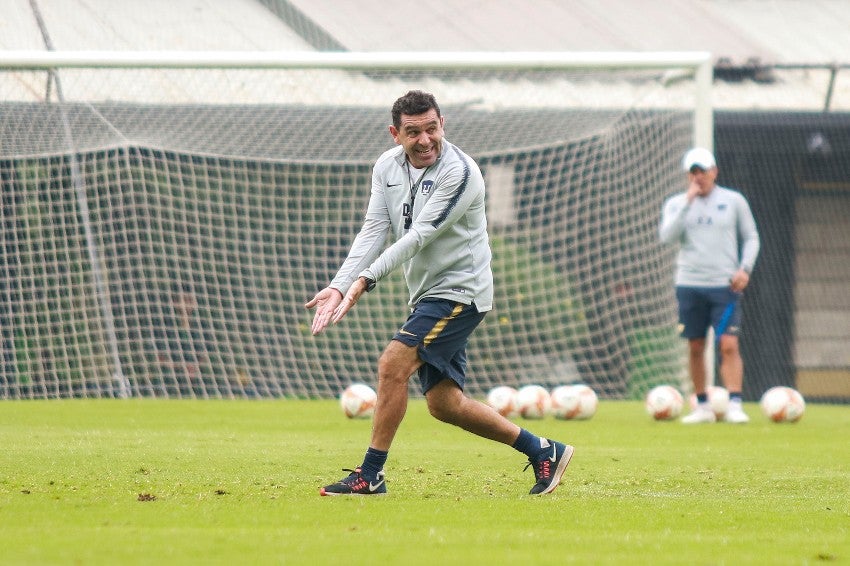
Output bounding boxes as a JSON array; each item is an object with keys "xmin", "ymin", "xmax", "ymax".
[{"xmin": 0, "ymin": 51, "xmax": 710, "ymax": 399}]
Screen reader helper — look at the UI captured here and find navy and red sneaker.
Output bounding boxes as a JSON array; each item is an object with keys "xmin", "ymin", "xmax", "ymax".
[
  {"xmin": 320, "ymin": 468, "xmax": 386, "ymax": 496},
  {"xmin": 525, "ymin": 440, "xmax": 574, "ymax": 495}
]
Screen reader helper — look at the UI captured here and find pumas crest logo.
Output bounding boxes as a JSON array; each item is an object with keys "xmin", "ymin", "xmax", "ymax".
[{"xmin": 421, "ymin": 180, "xmax": 434, "ymax": 195}]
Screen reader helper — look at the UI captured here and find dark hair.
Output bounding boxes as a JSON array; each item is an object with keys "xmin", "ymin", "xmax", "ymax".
[{"xmin": 391, "ymin": 90, "xmax": 441, "ymax": 129}]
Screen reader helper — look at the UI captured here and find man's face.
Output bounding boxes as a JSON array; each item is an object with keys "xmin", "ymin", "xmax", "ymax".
[
  {"xmin": 688, "ymin": 165, "xmax": 718, "ymax": 196},
  {"xmin": 390, "ymin": 109, "xmax": 444, "ymax": 169}
]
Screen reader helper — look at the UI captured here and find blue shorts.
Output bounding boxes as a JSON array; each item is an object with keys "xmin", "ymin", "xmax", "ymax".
[
  {"xmin": 392, "ymin": 298, "xmax": 486, "ymax": 394},
  {"xmin": 676, "ymin": 286, "xmax": 742, "ymax": 340}
]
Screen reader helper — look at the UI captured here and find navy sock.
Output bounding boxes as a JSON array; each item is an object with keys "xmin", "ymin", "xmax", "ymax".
[
  {"xmin": 729, "ymin": 392, "xmax": 743, "ymax": 402},
  {"xmin": 360, "ymin": 447, "xmax": 388, "ymax": 481},
  {"xmin": 511, "ymin": 428, "xmax": 549, "ymax": 459},
  {"xmin": 696, "ymin": 392, "xmax": 709, "ymax": 403}
]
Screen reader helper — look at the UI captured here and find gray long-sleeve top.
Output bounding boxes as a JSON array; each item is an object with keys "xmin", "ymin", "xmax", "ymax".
[
  {"xmin": 659, "ymin": 185, "xmax": 760, "ymax": 287},
  {"xmin": 330, "ymin": 139, "xmax": 493, "ymax": 311}
]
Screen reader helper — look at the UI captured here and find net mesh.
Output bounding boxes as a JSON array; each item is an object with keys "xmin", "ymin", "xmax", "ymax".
[{"xmin": 0, "ymin": 63, "xmax": 698, "ymax": 399}]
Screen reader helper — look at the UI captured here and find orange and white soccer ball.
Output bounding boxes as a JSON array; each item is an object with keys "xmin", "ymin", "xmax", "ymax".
[
  {"xmin": 339, "ymin": 383, "xmax": 377, "ymax": 419},
  {"xmin": 760, "ymin": 386, "xmax": 805, "ymax": 423},
  {"xmin": 515, "ymin": 385, "xmax": 552, "ymax": 419},
  {"xmin": 551, "ymin": 384, "xmax": 598, "ymax": 420},
  {"xmin": 645, "ymin": 385, "xmax": 684, "ymax": 421},
  {"xmin": 688, "ymin": 385, "xmax": 730, "ymax": 420},
  {"xmin": 486, "ymin": 385, "xmax": 519, "ymax": 418}
]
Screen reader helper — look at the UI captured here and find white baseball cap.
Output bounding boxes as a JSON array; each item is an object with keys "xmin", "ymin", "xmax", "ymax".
[{"xmin": 682, "ymin": 147, "xmax": 716, "ymax": 171}]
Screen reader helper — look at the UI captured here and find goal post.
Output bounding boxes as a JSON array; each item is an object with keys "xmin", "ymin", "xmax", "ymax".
[{"xmin": 0, "ymin": 50, "xmax": 712, "ymax": 399}]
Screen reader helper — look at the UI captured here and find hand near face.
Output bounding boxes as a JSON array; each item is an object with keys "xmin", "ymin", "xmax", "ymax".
[
  {"xmin": 686, "ymin": 180, "xmax": 702, "ymax": 203},
  {"xmin": 686, "ymin": 166, "xmax": 717, "ymax": 201}
]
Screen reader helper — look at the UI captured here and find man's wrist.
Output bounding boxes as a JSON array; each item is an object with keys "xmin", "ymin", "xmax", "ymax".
[{"xmin": 360, "ymin": 276, "xmax": 376, "ymax": 292}]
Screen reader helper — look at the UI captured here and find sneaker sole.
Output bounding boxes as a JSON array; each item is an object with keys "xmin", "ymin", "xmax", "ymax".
[
  {"xmin": 681, "ymin": 414, "xmax": 717, "ymax": 424},
  {"xmin": 319, "ymin": 488, "xmax": 387, "ymax": 496},
  {"xmin": 538, "ymin": 444, "xmax": 574, "ymax": 495}
]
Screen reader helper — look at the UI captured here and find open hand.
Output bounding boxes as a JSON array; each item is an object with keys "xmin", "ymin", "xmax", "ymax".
[
  {"xmin": 330, "ymin": 278, "xmax": 368, "ymax": 325},
  {"xmin": 305, "ymin": 287, "xmax": 343, "ymax": 335}
]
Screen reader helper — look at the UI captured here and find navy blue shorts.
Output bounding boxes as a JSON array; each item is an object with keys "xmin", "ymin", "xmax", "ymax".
[
  {"xmin": 392, "ymin": 298, "xmax": 486, "ymax": 394},
  {"xmin": 675, "ymin": 286, "xmax": 742, "ymax": 339}
]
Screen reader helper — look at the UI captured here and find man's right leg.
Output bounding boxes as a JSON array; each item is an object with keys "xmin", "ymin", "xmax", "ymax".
[
  {"xmin": 688, "ymin": 337, "xmax": 708, "ymax": 395},
  {"xmin": 371, "ymin": 340, "xmax": 423, "ymax": 450},
  {"xmin": 677, "ymin": 287, "xmax": 716, "ymax": 424},
  {"xmin": 320, "ymin": 340, "xmax": 421, "ymax": 496},
  {"xmin": 682, "ymin": 337, "xmax": 716, "ymax": 423}
]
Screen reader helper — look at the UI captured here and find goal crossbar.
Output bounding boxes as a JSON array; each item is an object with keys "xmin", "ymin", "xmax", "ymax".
[
  {"xmin": 0, "ymin": 50, "xmax": 711, "ymax": 70},
  {"xmin": 0, "ymin": 50, "xmax": 714, "ymax": 147}
]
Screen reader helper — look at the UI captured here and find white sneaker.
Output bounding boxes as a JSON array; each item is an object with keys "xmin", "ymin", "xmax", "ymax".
[
  {"xmin": 724, "ymin": 405, "xmax": 750, "ymax": 424},
  {"xmin": 682, "ymin": 406, "xmax": 717, "ymax": 424}
]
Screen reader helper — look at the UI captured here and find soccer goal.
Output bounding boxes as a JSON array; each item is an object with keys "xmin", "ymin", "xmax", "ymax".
[{"xmin": 0, "ymin": 50, "xmax": 711, "ymax": 399}]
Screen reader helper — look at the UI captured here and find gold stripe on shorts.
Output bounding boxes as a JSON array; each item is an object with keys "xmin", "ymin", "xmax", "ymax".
[{"xmin": 423, "ymin": 303, "xmax": 464, "ymax": 346}]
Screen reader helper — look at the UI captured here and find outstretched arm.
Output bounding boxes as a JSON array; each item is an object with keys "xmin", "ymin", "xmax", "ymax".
[{"xmin": 307, "ymin": 170, "xmax": 390, "ymax": 336}]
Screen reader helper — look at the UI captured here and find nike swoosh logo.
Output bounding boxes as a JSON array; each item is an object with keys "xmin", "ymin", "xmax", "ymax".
[
  {"xmin": 548, "ymin": 444, "xmax": 558, "ymax": 463},
  {"xmin": 369, "ymin": 479, "xmax": 385, "ymax": 491},
  {"xmin": 398, "ymin": 329, "xmax": 417, "ymax": 337},
  {"xmin": 386, "ymin": 182, "xmax": 402, "ymax": 187}
]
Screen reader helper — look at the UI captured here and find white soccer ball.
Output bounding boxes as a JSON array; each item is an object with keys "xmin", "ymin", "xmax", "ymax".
[
  {"xmin": 486, "ymin": 385, "xmax": 519, "ymax": 418},
  {"xmin": 645, "ymin": 385, "xmax": 684, "ymax": 421},
  {"xmin": 551, "ymin": 384, "xmax": 598, "ymax": 420},
  {"xmin": 688, "ymin": 385, "xmax": 730, "ymax": 419},
  {"xmin": 339, "ymin": 383, "xmax": 377, "ymax": 419},
  {"xmin": 515, "ymin": 385, "xmax": 552, "ymax": 419},
  {"xmin": 760, "ymin": 386, "xmax": 805, "ymax": 423}
]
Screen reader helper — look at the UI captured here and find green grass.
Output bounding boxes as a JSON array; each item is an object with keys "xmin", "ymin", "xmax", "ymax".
[{"xmin": 0, "ymin": 399, "xmax": 848, "ymax": 565}]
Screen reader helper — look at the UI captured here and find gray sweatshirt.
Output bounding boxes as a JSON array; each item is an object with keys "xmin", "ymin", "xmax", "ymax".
[
  {"xmin": 659, "ymin": 184, "xmax": 760, "ymax": 287},
  {"xmin": 330, "ymin": 139, "xmax": 493, "ymax": 311}
]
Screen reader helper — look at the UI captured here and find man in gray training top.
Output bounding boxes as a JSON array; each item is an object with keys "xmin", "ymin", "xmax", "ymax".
[
  {"xmin": 659, "ymin": 147, "xmax": 760, "ymax": 424},
  {"xmin": 306, "ymin": 89, "xmax": 573, "ymax": 495}
]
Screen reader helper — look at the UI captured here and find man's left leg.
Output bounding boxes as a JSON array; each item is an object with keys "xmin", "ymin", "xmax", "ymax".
[
  {"xmin": 719, "ymin": 334, "xmax": 749, "ymax": 423},
  {"xmin": 713, "ymin": 289, "xmax": 748, "ymax": 423},
  {"xmin": 425, "ymin": 379, "xmax": 574, "ymax": 495},
  {"xmin": 425, "ymin": 379, "xmax": 519, "ymax": 443}
]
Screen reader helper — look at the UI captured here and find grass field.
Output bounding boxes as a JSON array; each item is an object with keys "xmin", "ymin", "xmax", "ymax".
[{"xmin": 0, "ymin": 398, "xmax": 848, "ymax": 565}]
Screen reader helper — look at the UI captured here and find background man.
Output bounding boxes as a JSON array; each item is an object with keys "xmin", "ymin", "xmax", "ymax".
[{"xmin": 659, "ymin": 147, "xmax": 760, "ymax": 424}]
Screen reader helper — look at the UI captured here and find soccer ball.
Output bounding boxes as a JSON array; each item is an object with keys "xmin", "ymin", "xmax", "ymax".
[
  {"xmin": 688, "ymin": 385, "xmax": 730, "ymax": 419},
  {"xmin": 550, "ymin": 384, "xmax": 598, "ymax": 420},
  {"xmin": 339, "ymin": 383, "xmax": 377, "ymax": 419},
  {"xmin": 486, "ymin": 385, "xmax": 519, "ymax": 418},
  {"xmin": 760, "ymin": 386, "xmax": 805, "ymax": 423},
  {"xmin": 515, "ymin": 385, "xmax": 552, "ymax": 419},
  {"xmin": 645, "ymin": 385, "xmax": 684, "ymax": 420}
]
